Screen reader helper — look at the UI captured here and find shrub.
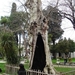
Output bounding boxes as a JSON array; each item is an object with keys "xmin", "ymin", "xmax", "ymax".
[{"xmin": 1, "ymin": 32, "xmax": 19, "ymax": 65}]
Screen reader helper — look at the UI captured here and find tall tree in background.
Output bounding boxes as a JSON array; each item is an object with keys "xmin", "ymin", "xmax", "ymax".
[
  {"xmin": 43, "ymin": 6, "xmax": 63, "ymax": 45},
  {"xmin": 8, "ymin": 2, "xmax": 29, "ymax": 57},
  {"xmin": 53, "ymin": 38, "xmax": 75, "ymax": 57},
  {"xmin": 9, "ymin": 3, "xmax": 18, "ymax": 44},
  {"xmin": 43, "ymin": 6, "xmax": 63, "ymax": 58}
]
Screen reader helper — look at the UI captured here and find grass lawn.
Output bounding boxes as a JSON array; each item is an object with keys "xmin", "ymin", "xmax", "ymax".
[
  {"xmin": 0, "ymin": 63, "xmax": 6, "ymax": 73},
  {"xmin": 52, "ymin": 58, "xmax": 75, "ymax": 64},
  {"xmin": 55, "ymin": 67, "xmax": 75, "ymax": 73},
  {"xmin": 71, "ymin": 58, "xmax": 75, "ymax": 63},
  {"xmin": 24, "ymin": 63, "xmax": 29, "ymax": 70}
]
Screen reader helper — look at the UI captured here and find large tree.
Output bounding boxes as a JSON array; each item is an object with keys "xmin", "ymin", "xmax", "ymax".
[{"xmin": 25, "ymin": 0, "xmax": 58, "ymax": 74}]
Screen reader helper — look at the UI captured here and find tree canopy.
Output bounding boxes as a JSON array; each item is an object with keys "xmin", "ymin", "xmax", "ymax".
[
  {"xmin": 43, "ymin": 5, "xmax": 63, "ymax": 45},
  {"xmin": 51, "ymin": 38, "xmax": 75, "ymax": 54}
]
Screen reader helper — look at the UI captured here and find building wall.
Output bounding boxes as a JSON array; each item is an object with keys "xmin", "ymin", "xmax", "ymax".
[{"xmin": 71, "ymin": 52, "xmax": 75, "ymax": 58}]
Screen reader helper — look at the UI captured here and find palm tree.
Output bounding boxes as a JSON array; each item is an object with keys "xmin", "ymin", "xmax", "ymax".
[{"xmin": 1, "ymin": 32, "xmax": 19, "ymax": 65}]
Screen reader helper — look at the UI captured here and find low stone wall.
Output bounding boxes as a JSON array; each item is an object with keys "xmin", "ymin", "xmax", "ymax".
[
  {"xmin": 0, "ymin": 73, "xmax": 9, "ymax": 75},
  {"xmin": 5, "ymin": 65, "xmax": 19, "ymax": 75},
  {"xmin": 4, "ymin": 65, "xmax": 75, "ymax": 75}
]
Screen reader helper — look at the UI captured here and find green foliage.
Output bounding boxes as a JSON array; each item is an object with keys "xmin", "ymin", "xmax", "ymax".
[
  {"xmin": 0, "ymin": 46, "xmax": 5, "ymax": 58},
  {"xmin": 51, "ymin": 38, "xmax": 75, "ymax": 54},
  {"xmin": 8, "ymin": 11, "xmax": 28, "ymax": 31},
  {"xmin": 50, "ymin": 45, "xmax": 57, "ymax": 53},
  {"xmin": 48, "ymin": 34, "xmax": 52, "ymax": 45},
  {"xmin": 9, "ymin": 12, "xmax": 22, "ymax": 31},
  {"xmin": 55, "ymin": 67, "xmax": 75, "ymax": 73},
  {"xmin": 24, "ymin": 63, "xmax": 29, "ymax": 70},
  {"xmin": 0, "ymin": 63, "xmax": 6, "ymax": 73},
  {"xmin": 1, "ymin": 32, "xmax": 19, "ymax": 65},
  {"xmin": 0, "ymin": 16, "xmax": 9, "ymax": 26},
  {"xmin": 68, "ymin": 38, "xmax": 75, "ymax": 52}
]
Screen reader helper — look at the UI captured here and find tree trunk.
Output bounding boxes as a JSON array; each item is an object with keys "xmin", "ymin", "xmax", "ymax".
[
  {"xmin": 25, "ymin": 0, "xmax": 56, "ymax": 74},
  {"xmin": 18, "ymin": 33, "xmax": 21, "ymax": 58},
  {"xmin": 22, "ymin": 30, "xmax": 28, "ymax": 58}
]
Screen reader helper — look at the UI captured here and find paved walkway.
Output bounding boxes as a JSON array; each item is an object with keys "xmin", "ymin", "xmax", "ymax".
[
  {"xmin": 54, "ymin": 64, "xmax": 75, "ymax": 68},
  {"xmin": 55, "ymin": 62, "xmax": 75, "ymax": 68},
  {"xmin": 0, "ymin": 60, "xmax": 6, "ymax": 63}
]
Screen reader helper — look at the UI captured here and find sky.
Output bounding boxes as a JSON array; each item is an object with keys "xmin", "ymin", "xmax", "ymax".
[
  {"xmin": 0, "ymin": 0, "xmax": 75, "ymax": 42},
  {"xmin": 61, "ymin": 18, "xmax": 75, "ymax": 41},
  {"xmin": 0, "ymin": 0, "xmax": 13, "ymax": 16}
]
